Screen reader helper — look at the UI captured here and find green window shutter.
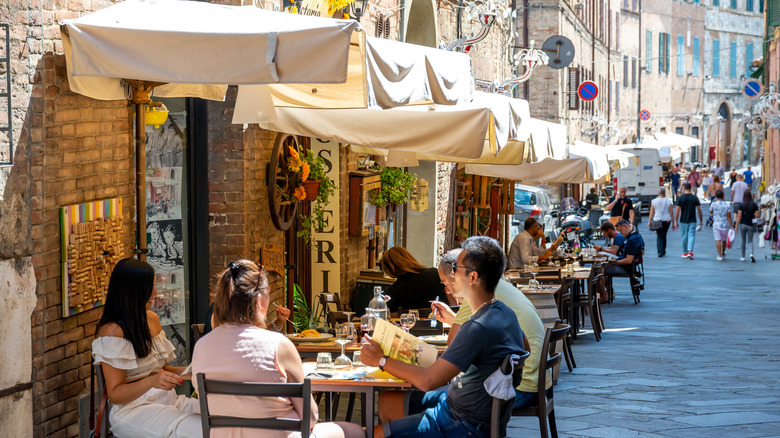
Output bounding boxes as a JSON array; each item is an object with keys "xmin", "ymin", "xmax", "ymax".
[
  {"xmin": 730, "ymin": 41, "xmax": 737, "ymax": 78},
  {"xmin": 677, "ymin": 35, "xmax": 685, "ymax": 76},
  {"xmin": 713, "ymin": 39, "xmax": 720, "ymax": 77},
  {"xmin": 665, "ymin": 33, "xmax": 671, "ymax": 73},
  {"xmin": 646, "ymin": 30, "xmax": 652, "ymax": 72},
  {"xmin": 693, "ymin": 37, "xmax": 700, "ymax": 76},
  {"xmin": 746, "ymin": 43, "xmax": 754, "ymax": 76},
  {"xmin": 659, "ymin": 33, "xmax": 664, "ymax": 73},
  {"xmin": 771, "ymin": 0, "xmax": 780, "ymax": 26}
]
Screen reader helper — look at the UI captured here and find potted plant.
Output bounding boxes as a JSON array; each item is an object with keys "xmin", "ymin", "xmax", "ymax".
[
  {"xmin": 371, "ymin": 167, "xmax": 417, "ymax": 207},
  {"xmin": 454, "ymin": 228, "xmax": 468, "ymax": 242},
  {"xmin": 296, "ymin": 149, "xmax": 338, "ymax": 247},
  {"xmin": 456, "ymin": 198, "xmax": 464, "ymax": 212}
]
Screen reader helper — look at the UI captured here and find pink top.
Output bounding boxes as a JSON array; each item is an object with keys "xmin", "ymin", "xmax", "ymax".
[{"xmin": 191, "ymin": 324, "xmax": 315, "ymax": 438}]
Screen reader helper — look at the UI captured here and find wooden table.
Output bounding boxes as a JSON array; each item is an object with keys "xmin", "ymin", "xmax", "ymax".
[
  {"xmin": 303, "ymin": 363, "xmax": 412, "ymax": 438},
  {"xmin": 295, "ymin": 341, "xmax": 362, "ymax": 359}
]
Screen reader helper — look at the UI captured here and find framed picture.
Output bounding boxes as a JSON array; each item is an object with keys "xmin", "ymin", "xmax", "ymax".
[{"xmin": 349, "ymin": 171, "xmax": 381, "ymax": 237}]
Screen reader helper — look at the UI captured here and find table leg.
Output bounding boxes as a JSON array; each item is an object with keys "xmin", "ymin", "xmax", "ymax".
[
  {"xmin": 325, "ymin": 392, "xmax": 333, "ymax": 422},
  {"xmin": 365, "ymin": 389, "xmax": 375, "ymax": 438}
]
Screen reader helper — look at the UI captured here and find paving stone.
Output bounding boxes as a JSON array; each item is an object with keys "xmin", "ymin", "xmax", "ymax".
[
  {"xmin": 669, "ymin": 411, "xmax": 780, "ymax": 427},
  {"xmin": 610, "ymin": 392, "xmax": 662, "ymax": 402}
]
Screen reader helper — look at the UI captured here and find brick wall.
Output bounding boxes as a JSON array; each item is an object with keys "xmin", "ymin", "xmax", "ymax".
[{"xmin": 31, "ymin": 53, "xmax": 135, "ymax": 437}]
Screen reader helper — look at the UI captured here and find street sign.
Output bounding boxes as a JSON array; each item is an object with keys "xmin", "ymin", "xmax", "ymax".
[
  {"xmin": 742, "ymin": 79, "xmax": 763, "ymax": 100},
  {"xmin": 542, "ymin": 36, "xmax": 575, "ymax": 69},
  {"xmin": 639, "ymin": 110, "xmax": 651, "ymax": 121},
  {"xmin": 578, "ymin": 81, "xmax": 598, "ymax": 101}
]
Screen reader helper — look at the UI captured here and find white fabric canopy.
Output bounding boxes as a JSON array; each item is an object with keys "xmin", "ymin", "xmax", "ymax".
[
  {"xmin": 60, "ymin": 0, "xmax": 359, "ymax": 101},
  {"xmin": 569, "ymin": 141, "xmax": 613, "ymax": 182},
  {"xmin": 527, "ymin": 119, "xmax": 568, "ymax": 160},
  {"xmin": 466, "ymin": 158, "xmax": 596, "ymax": 183}
]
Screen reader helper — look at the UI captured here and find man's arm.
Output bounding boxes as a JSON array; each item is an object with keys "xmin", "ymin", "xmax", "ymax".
[
  {"xmin": 696, "ymin": 206, "xmax": 703, "ymax": 223},
  {"xmin": 361, "ymin": 338, "xmax": 461, "ymax": 392},
  {"xmin": 507, "ymin": 238, "xmax": 523, "ymax": 269},
  {"xmin": 605, "ymin": 197, "xmax": 617, "ymax": 212},
  {"xmin": 629, "ymin": 208, "xmax": 635, "ymax": 224},
  {"xmin": 612, "ymin": 253, "xmax": 635, "ymax": 266}
]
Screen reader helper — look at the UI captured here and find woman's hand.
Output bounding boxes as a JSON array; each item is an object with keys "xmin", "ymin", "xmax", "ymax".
[
  {"xmin": 275, "ymin": 306, "xmax": 291, "ymax": 324},
  {"xmin": 147, "ymin": 370, "xmax": 183, "ymax": 391},
  {"xmin": 360, "ymin": 337, "xmax": 384, "ymax": 367},
  {"xmin": 431, "ymin": 301, "xmax": 456, "ymax": 325}
]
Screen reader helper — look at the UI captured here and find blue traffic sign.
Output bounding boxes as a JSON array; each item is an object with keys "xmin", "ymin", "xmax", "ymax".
[
  {"xmin": 578, "ymin": 81, "xmax": 598, "ymax": 101},
  {"xmin": 742, "ymin": 79, "xmax": 763, "ymax": 100},
  {"xmin": 639, "ymin": 110, "xmax": 651, "ymax": 121}
]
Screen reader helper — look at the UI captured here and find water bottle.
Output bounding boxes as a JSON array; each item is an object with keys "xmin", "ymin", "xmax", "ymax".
[
  {"xmin": 573, "ymin": 233, "xmax": 581, "ymax": 256},
  {"xmin": 368, "ymin": 286, "xmax": 388, "ymax": 321}
]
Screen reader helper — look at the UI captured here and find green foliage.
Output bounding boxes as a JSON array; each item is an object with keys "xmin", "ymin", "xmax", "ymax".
[
  {"xmin": 292, "ymin": 284, "xmax": 312, "ymax": 333},
  {"xmin": 301, "ymin": 148, "xmax": 328, "ymax": 181},
  {"xmin": 371, "ymin": 167, "xmax": 417, "ymax": 207},
  {"xmin": 297, "ymin": 175, "xmax": 337, "ymax": 248}
]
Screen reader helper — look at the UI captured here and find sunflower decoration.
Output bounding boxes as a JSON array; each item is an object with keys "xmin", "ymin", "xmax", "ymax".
[
  {"xmin": 293, "ymin": 186, "xmax": 307, "ymax": 201},
  {"xmin": 287, "ymin": 146, "xmax": 302, "ymax": 173},
  {"xmin": 301, "ymin": 162, "xmax": 311, "ymax": 182},
  {"xmin": 327, "ymin": 0, "xmax": 357, "ymax": 16}
]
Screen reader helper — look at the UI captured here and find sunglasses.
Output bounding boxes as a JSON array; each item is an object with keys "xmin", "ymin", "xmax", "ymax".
[{"xmin": 440, "ymin": 257, "xmax": 476, "ymax": 276}]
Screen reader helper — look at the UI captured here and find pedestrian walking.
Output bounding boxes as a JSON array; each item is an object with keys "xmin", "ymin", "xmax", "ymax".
[
  {"xmin": 735, "ymin": 190, "xmax": 760, "ymax": 262},
  {"xmin": 743, "ymin": 166, "xmax": 754, "ymax": 191},
  {"xmin": 709, "ymin": 189, "xmax": 732, "ymax": 261},
  {"xmin": 649, "ymin": 187, "xmax": 674, "ymax": 257},
  {"xmin": 713, "ymin": 161, "xmax": 725, "ymax": 180},
  {"xmin": 702, "ymin": 171, "xmax": 712, "ymax": 201},
  {"xmin": 731, "ymin": 174, "xmax": 749, "ymax": 220},
  {"xmin": 674, "ymin": 182, "xmax": 703, "ymax": 259},
  {"xmin": 670, "ymin": 167, "xmax": 681, "ymax": 202},
  {"xmin": 727, "ymin": 168, "xmax": 738, "ymax": 188},
  {"xmin": 687, "ymin": 167, "xmax": 702, "ymax": 198},
  {"xmin": 708, "ymin": 175, "xmax": 724, "ymax": 202}
]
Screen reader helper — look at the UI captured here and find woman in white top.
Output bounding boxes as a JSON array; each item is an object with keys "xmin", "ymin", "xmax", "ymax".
[
  {"xmin": 191, "ymin": 260, "xmax": 365, "ymax": 438},
  {"xmin": 92, "ymin": 258, "xmax": 201, "ymax": 437},
  {"xmin": 649, "ymin": 187, "xmax": 674, "ymax": 257}
]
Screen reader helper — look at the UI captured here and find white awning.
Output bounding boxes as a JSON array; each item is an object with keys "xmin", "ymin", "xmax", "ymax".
[
  {"xmin": 650, "ymin": 132, "xmax": 700, "ymax": 154},
  {"xmin": 60, "ymin": 0, "xmax": 360, "ymax": 101},
  {"xmin": 466, "ymin": 158, "xmax": 596, "ymax": 183},
  {"xmin": 569, "ymin": 141, "xmax": 613, "ymax": 182}
]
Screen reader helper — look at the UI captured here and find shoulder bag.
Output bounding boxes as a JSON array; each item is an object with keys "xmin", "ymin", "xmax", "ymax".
[
  {"xmin": 648, "ymin": 199, "xmax": 670, "ymax": 231},
  {"xmin": 609, "ymin": 202, "xmax": 627, "ymax": 225}
]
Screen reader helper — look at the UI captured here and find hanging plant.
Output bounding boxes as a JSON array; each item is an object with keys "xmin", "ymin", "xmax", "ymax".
[
  {"xmin": 296, "ymin": 149, "xmax": 338, "ymax": 248},
  {"xmin": 371, "ymin": 167, "xmax": 417, "ymax": 207}
]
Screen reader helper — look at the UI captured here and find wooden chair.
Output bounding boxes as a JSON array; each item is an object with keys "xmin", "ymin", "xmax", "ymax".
[
  {"xmin": 319, "ymin": 293, "xmax": 349, "ymax": 329},
  {"xmin": 489, "ymin": 351, "xmax": 531, "ymax": 438},
  {"xmin": 552, "ymin": 320, "xmax": 576, "ymax": 373},
  {"xmin": 511, "ymin": 326, "xmax": 566, "ymax": 438},
  {"xmin": 605, "ymin": 257, "xmax": 644, "ymax": 304},
  {"xmin": 94, "ymin": 364, "xmax": 115, "ymax": 437},
  {"xmin": 196, "ymin": 373, "xmax": 311, "ymax": 437},
  {"xmin": 191, "ymin": 323, "xmax": 205, "ymax": 343},
  {"xmin": 572, "ymin": 273, "xmax": 604, "ymax": 341}
]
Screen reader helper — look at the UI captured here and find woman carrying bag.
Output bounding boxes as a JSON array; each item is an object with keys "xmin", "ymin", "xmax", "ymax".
[
  {"xmin": 649, "ymin": 188, "xmax": 674, "ymax": 257},
  {"xmin": 734, "ymin": 191, "xmax": 761, "ymax": 262}
]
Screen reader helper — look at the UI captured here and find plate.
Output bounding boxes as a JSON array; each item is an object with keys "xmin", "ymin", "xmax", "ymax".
[
  {"xmin": 419, "ymin": 335, "xmax": 448, "ymax": 345},
  {"xmin": 285, "ymin": 333, "xmax": 334, "ymax": 343}
]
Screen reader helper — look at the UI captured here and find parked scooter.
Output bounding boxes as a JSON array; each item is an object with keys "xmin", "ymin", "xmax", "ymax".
[{"xmin": 550, "ymin": 197, "xmax": 593, "ymax": 249}]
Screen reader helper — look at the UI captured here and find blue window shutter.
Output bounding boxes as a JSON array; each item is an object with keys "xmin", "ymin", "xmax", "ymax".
[
  {"xmin": 693, "ymin": 37, "xmax": 700, "ymax": 76},
  {"xmin": 677, "ymin": 35, "xmax": 685, "ymax": 76},
  {"xmin": 731, "ymin": 0, "xmax": 737, "ymax": 8},
  {"xmin": 713, "ymin": 0, "xmax": 719, "ymax": 6},
  {"xmin": 746, "ymin": 43, "xmax": 754, "ymax": 76},
  {"xmin": 665, "ymin": 33, "xmax": 671, "ymax": 73},
  {"xmin": 730, "ymin": 41, "xmax": 737, "ymax": 78},
  {"xmin": 713, "ymin": 39, "xmax": 720, "ymax": 77},
  {"xmin": 646, "ymin": 30, "xmax": 652, "ymax": 72},
  {"xmin": 747, "ymin": 0, "xmax": 754, "ymax": 11}
]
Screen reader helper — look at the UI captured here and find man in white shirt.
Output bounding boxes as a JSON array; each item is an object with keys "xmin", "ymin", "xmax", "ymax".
[
  {"xmin": 507, "ymin": 218, "xmax": 563, "ymax": 269},
  {"xmin": 731, "ymin": 174, "xmax": 749, "ymax": 218},
  {"xmin": 713, "ymin": 161, "xmax": 724, "ymax": 180}
]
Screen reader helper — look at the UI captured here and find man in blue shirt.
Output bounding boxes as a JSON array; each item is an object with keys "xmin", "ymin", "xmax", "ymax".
[
  {"xmin": 670, "ymin": 168, "xmax": 681, "ymax": 201},
  {"xmin": 604, "ymin": 219, "xmax": 644, "ymax": 276},
  {"xmin": 743, "ymin": 166, "xmax": 754, "ymax": 190},
  {"xmin": 361, "ymin": 236, "xmax": 527, "ymax": 438},
  {"xmin": 594, "ymin": 221, "xmax": 626, "ymax": 256}
]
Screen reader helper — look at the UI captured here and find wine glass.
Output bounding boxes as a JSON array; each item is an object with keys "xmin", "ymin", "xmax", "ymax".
[
  {"xmin": 408, "ymin": 309, "xmax": 420, "ymax": 326},
  {"xmin": 529, "ymin": 271, "xmax": 539, "ymax": 288},
  {"xmin": 360, "ymin": 309, "xmax": 377, "ymax": 344},
  {"xmin": 334, "ymin": 323, "xmax": 354, "ymax": 369},
  {"xmin": 400, "ymin": 313, "xmax": 414, "ymax": 333}
]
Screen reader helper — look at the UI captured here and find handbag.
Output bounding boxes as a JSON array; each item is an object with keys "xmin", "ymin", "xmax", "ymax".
[
  {"xmin": 649, "ymin": 220, "xmax": 662, "ymax": 231},
  {"xmin": 609, "ymin": 201, "xmax": 627, "ymax": 225}
]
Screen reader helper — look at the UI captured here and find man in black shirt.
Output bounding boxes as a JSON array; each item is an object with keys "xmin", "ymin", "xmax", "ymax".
[
  {"xmin": 674, "ymin": 182, "xmax": 703, "ymax": 260},
  {"xmin": 606, "ymin": 187, "xmax": 635, "ymax": 223}
]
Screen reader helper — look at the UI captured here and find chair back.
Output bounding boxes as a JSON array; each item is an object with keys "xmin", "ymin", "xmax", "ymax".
[
  {"xmin": 535, "ymin": 327, "xmax": 565, "ymax": 408},
  {"xmin": 191, "ymin": 323, "xmax": 205, "ymax": 343},
  {"xmin": 588, "ymin": 208, "xmax": 604, "ymax": 230},
  {"xmin": 318, "ymin": 293, "xmax": 343, "ymax": 311},
  {"xmin": 489, "ymin": 350, "xmax": 531, "ymax": 438},
  {"xmin": 409, "ymin": 319, "xmax": 444, "ymax": 336},
  {"xmin": 196, "ymin": 373, "xmax": 311, "ymax": 437},
  {"xmin": 94, "ymin": 364, "xmax": 112, "ymax": 437}
]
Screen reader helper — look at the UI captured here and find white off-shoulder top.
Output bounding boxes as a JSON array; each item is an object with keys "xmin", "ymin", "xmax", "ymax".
[{"xmin": 92, "ymin": 331, "xmax": 176, "ymax": 380}]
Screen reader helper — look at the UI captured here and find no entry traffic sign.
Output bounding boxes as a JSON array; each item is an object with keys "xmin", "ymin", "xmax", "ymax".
[
  {"xmin": 578, "ymin": 81, "xmax": 598, "ymax": 101},
  {"xmin": 639, "ymin": 110, "xmax": 651, "ymax": 121},
  {"xmin": 742, "ymin": 79, "xmax": 763, "ymax": 100}
]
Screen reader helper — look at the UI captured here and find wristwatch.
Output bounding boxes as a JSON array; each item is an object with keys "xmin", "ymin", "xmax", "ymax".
[{"xmin": 378, "ymin": 355, "xmax": 389, "ymax": 371}]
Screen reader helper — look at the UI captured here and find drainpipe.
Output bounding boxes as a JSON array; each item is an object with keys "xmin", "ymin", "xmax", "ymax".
[
  {"xmin": 523, "ymin": 0, "xmax": 529, "ymax": 100},
  {"xmin": 400, "ymin": 0, "xmax": 406, "ymax": 41},
  {"xmin": 636, "ymin": 0, "xmax": 642, "ymax": 142}
]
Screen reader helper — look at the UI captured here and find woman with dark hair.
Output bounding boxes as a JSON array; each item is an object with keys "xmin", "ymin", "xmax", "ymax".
[
  {"xmin": 380, "ymin": 246, "xmax": 449, "ymax": 314},
  {"xmin": 735, "ymin": 190, "xmax": 760, "ymax": 262},
  {"xmin": 92, "ymin": 258, "xmax": 201, "ymax": 437},
  {"xmin": 191, "ymin": 260, "xmax": 364, "ymax": 438}
]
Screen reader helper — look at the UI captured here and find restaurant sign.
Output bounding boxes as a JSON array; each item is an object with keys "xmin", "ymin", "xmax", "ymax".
[
  {"xmin": 310, "ymin": 138, "xmax": 341, "ymax": 301},
  {"xmin": 298, "ymin": 0, "xmax": 329, "ymax": 16}
]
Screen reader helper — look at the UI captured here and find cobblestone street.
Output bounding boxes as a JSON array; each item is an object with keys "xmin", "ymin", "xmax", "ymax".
[{"xmin": 509, "ymin": 214, "xmax": 780, "ymax": 437}]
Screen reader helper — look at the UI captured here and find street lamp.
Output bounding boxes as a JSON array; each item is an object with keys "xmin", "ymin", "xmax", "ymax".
[{"xmin": 350, "ymin": 0, "xmax": 369, "ymax": 22}]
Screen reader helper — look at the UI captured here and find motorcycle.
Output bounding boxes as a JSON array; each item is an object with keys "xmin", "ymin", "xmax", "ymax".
[{"xmin": 550, "ymin": 197, "xmax": 593, "ymax": 249}]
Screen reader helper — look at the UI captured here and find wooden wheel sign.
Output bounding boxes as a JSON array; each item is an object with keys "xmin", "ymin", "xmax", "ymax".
[{"xmin": 267, "ymin": 133, "xmax": 302, "ymax": 231}]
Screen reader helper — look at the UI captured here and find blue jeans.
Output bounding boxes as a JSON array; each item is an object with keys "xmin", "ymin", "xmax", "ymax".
[
  {"xmin": 387, "ymin": 390, "xmax": 488, "ymax": 438},
  {"xmin": 680, "ymin": 222, "xmax": 696, "ymax": 253},
  {"xmin": 514, "ymin": 390, "xmax": 536, "ymax": 408}
]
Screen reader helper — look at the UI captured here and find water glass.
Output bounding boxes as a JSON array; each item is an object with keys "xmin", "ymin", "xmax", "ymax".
[
  {"xmin": 352, "ymin": 351, "xmax": 362, "ymax": 367},
  {"xmin": 316, "ymin": 352, "xmax": 333, "ymax": 370},
  {"xmin": 400, "ymin": 313, "xmax": 414, "ymax": 333},
  {"xmin": 409, "ymin": 309, "xmax": 420, "ymax": 323}
]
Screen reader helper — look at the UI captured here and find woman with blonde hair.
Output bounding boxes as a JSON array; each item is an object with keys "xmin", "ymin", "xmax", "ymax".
[
  {"xmin": 380, "ymin": 247, "xmax": 449, "ymax": 314},
  {"xmin": 191, "ymin": 260, "xmax": 364, "ymax": 438}
]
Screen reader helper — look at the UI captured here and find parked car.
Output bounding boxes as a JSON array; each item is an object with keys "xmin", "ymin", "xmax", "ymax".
[{"xmin": 508, "ymin": 184, "xmax": 556, "ymax": 243}]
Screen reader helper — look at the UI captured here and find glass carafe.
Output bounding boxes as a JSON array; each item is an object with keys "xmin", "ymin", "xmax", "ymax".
[{"xmin": 368, "ymin": 286, "xmax": 389, "ymax": 320}]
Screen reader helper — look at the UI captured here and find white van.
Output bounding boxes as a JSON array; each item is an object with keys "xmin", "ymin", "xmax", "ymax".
[{"xmin": 613, "ymin": 147, "xmax": 663, "ymax": 213}]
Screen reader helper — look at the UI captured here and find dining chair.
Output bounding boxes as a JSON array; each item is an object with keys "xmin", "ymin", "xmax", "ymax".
[
  {"xmin": 191, "ymin": 323, "xmax": 205, "ymax": 343},
  {"xmin": 510, "ymin": 326, "xmax": 565, "ymax": 438},
  {"xmin": 489, "ymin": 351, "xmax": 531, "ymax": 438},
  {"xmin": 572, "ymin": 273, "xmax": 603, "ymax": 341},
  {"xmin": 196, "ymin": 373, "xmax": 311, "ymax": 437},
  {"xmin": 94, "ymin": 363, "xmax": 115, "ymax": 437},
  {"xmin": 552, "ymin": 320, "xmax": 576, "ymax": 373},
  {"xmin": 604, "ymin": 257, "xmax": 643, "ymax": 304}
]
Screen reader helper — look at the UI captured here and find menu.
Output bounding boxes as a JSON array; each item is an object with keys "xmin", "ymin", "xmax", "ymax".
[{"xmin": 372, "ymin": 319, "xmax": 438, "ymax": 367}]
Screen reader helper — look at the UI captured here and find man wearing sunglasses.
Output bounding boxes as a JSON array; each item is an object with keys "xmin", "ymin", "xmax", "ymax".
[
  {"xmin": 361, "ymin": 237, "xmax": 528, "ymax": 438},
  {"xmin": 507, "ymin": 217, "xmax": 564, "ymax": 269}
]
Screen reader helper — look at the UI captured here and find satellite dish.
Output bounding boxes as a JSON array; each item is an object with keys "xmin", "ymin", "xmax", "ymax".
[{"xmin": 542, "ymin": 36, "xmax": 575, "ymax": 70}]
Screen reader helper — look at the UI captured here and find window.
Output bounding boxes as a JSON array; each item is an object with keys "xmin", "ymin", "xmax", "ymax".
[
  {"xmin": 632, "ymin": 57, "xmax": 637, "ymax": 88},
  {"xmin": 730, "ymin": 41, "xmax": 737, "ymax": 78},
  {"xmin": 693, "ymin": 37, "xmax": 700, "ymax": 76},
  {"xmin": 713, "ymin": 0, "xmax": 719, "ymax": 6},
  {"xmin": 568, "ymin": 67, "xmax": 580, "ymax": 110},
  {"xmin": 624, "ymin": 55, "xmax": 629, "ymax": 87},
  {"xmin": 713, "ymin": 39, "xmax": 720, "ymax": 77},
  {"xmin": 676, "ymin": 127, "xmax": 684, "ymax": 135},
  {"xmin": 677, "ymin": 35, "xmax": 685, "ymax": 76},
  {"xmin": 646, "ymin": 30, "xmax": 652, "ymax": 72},
  {"xmin": 746, "ymin": 42, "xmax": 754, "ymax": 76},
  {"xmin": 615, "ymin": 80, "xmax": 620, "ymax": 111},
  {"xmin": 747, "ymin": 0, "xmax": 754, "ymax": 11},
  {"xmin": 692, "ymin": 126, "xmax": 699, "ymax": 138},
  {"xmin": 616, "ymin": 14, "xmax": 620, "ymax": 50},
  {"xmin": 731, "ymin": 0, "xmax": 737, "ymax": 8},
  {"xmin": 658, "ymin": 33, "xmax": 670, "ymax": 74}
]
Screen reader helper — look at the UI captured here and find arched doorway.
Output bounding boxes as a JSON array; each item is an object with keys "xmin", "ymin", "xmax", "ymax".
[
  {"xmin": 403, "ymin": 0, "xmax": 438, "ymax": 47},
  {"xmin": 716, "ymin": 103, "xmax": 731, "ymax": 165}
]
